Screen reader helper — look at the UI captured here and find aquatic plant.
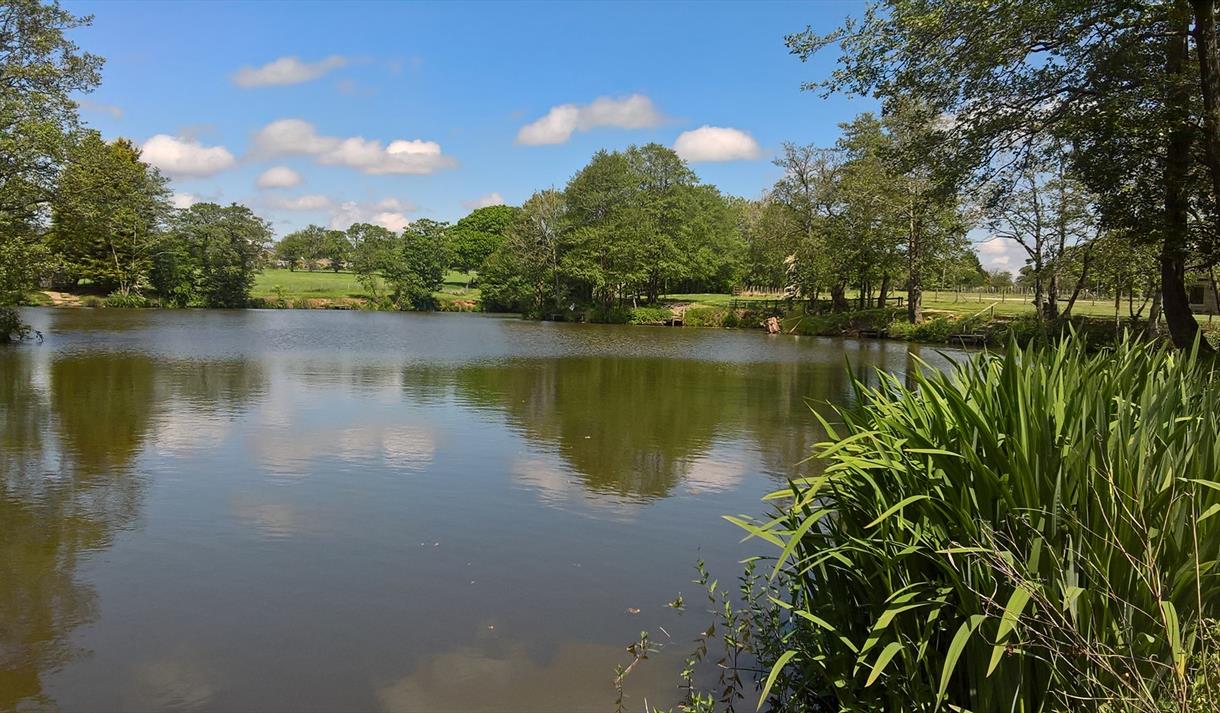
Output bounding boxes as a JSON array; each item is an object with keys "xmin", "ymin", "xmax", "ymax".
[{"xmin": 698, "ymin": 337, "xmax": 1220, "ymax": 711}]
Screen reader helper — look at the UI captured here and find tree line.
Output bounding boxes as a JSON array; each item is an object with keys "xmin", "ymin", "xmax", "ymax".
[{"xmin": 783, "ymin": 0, "xmax": 1220, "ymax": 350}]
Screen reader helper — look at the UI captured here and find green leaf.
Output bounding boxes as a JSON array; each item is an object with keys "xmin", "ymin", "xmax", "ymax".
[
  {"xmin": 866, "ymin": 641, "xmax": 904, "ymax": 687},
  {"xmin": 758, "ymin": 650, "xmax": 797, "ymax": 710},
  {"xmin": 865, "ymin": 494, "xmax": 932, "ymax": 529},
  {"xmin": 938, "ymin": 615, "xmax": 983, "ymax": 707},
  {"xmin": 988, "ymin": 585, "xmax": 1032, "ymax": 676}
]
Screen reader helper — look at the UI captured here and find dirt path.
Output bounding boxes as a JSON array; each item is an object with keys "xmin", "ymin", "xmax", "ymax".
[{"xmin": 42, "ymin": 291, "xmax": 83, "ymax": 307}]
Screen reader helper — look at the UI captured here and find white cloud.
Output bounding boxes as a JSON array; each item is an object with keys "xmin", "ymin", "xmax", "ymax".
[
  {"xmin": 251, "ymin": 119, "xmax": 456, "ymax": 175},
  {"xmin": 257, "ymin": 166, "xmax": 302, "ymax": 189},
  {"xmin": 370, "ymin": 211, "xmax": 410, "ymax": 232},
  {"xmin": 975, "ymin": 237, "xmax": 1024, "ymax": 271},
  {"xmin": 328, "ymin": 199, "xmax": 413, "ymax": 232},
  {"xmin": 672, "ymin": 126, "xmax": 762, "ymax": 162},
  {"xmin": 77, "ymin": 98, "xmax": 123, "ymax": 118},
  {"xmin": 233, "ymin": 55, "xmax": 347, "ymax": 88},
  {"xmin": 461, "ymin": 192, "xmax": 505, "ymax": 210},
  {"xmin": 516, "ymin": 94, "xmax": 665, "ymax": 145},
  {"xmin": 171, "ymin": 192, "xmax": 198, "ymax": 209},
  {"xmin": 375, "ymin": 197, "xmax": 416, "ymax": 212},
  {"xmin": 141, "ymin": 134, "xmax": 236, "ymax": 178},
  {"xmin": 265, "ymin": 193, "xmax": 333, "ymax": 211}
]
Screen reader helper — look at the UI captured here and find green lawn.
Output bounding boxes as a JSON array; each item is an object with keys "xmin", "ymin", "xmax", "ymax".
[
  {"xmin": 252, "ymin": 268, "xmax": 479, "ymax": 303},
  {"xmin": 662, "ymin": 288, "xmax": 1133, "ymax": 319},
  {"xmin": 250, "ymin": 271, "xmax": 1141, "ymax": 319}
]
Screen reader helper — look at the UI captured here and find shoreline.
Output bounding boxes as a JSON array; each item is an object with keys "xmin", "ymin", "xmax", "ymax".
[{"xmin": 21, "ymin": 294, "xmax": 1200, "ymax": 350}]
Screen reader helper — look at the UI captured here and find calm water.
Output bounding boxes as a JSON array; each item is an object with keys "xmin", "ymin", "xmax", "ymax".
[{"xmin": 1, "ymin": 308, "xmax": 961, "ymax": 712}]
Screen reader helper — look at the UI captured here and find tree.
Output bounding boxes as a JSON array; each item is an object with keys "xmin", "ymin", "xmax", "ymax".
[
  {"xmin": 347, "ymin": 222, "xmax": 397, "ymax": 300},
  {"xmin": 480, "ymin": 190, "xmax": 566, "ymax": 314},
  {"xmin": 169, "ymin": 203, "xmax": 270, "ymax": 307},
  {"xmin": 561, "ymin": 149, "xmax": 648, "ymax": 309},
  {"xmin": 625, "ymin": 143, "xmax": 699, "ymax": 303},
  {"xmin": 986, "ymin": 148, "xmax": 1095, "ymax": 322},
  {"xmin": 788, "ymin": 1, "xmax": 1217, "ymax": 348},
  {"xmin": 0, "ymin": 0, "xmax": 102, "ymax": 338},
  {"xmin": 736, "ymin": 196, "xmax": 793, "ymax": 292},
  {"xmin": 275, "ymin": 225, "xmax": 327, "ymax": 271},
  {"xmin": 448, "ymin": 204, "xmax": 520, "ymax": 274},
  {"xmin": 392, "ymin": 218, "xmax": 450, "ymax": 309},
  {"xmin": 321, "ymin": 229, "xmax": 350, "ymax": 272},
  {"xmin": 48, "ymin": 131, "xmax": 170, "ymax": 295}
]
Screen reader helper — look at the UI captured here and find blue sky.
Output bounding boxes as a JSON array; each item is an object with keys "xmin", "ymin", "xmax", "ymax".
[{"xmin": 66, "ymin": 1, "xmax": 926, "ymax": 248}]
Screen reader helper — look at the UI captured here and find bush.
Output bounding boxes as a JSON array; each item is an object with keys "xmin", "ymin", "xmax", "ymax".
[
  {"xmin": 1, "ymin": 306, "xmax": 38, "ymax": 343},
  {"xmin": 683, "ymin": 307, "xmax": 728, "ymax": 328},
  {"xmin": 79, "ymin": 295, "xmax": 104, "ymax": 308},
  {"xmin": 627, "ymin": 306, "xmax": 672, "ymax": 325},
  {"xmin": 686, "ymin": 338, "xmax": 1220, "ymax": 711},
  {"xmin": 104, "ymin": 291, "xmax": 148, "ymax": 308}
]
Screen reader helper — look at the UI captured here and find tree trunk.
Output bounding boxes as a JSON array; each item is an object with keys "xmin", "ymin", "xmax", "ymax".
[
  {"xmin": 1147, "ymin": 279, "xmax": 1164, "ymax": 338},
  {"xmin": 831, "ymin": 281, "xmax": 848, "ymax": 311},
  {"xmin": 1058, "ymin": 248, "xmax": 1091, "ymax": 322},
  {"xmin": 1193, "ymin": 0, "xmax": 1220, "ymax": 216},
  {"xmin": 877, "ymin": 273, "xmax": 890, "ymax": 309},
  {"xmin": 906, "ymin": 196, "xmax": 923, "ymax": 324},
  {"xmin": 1165, "ymin": 3, "xmax": 1213, "ymax": 350}
]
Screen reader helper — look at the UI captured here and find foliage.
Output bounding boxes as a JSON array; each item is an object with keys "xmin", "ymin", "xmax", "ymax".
[
  {"xmin": 0, "ymin": 306, "xmax": 38, "ymax": 343},
  {"xmin": 626, "ymin": 306, "xmax": 672, "ymax": 325},
  {"xmin": 449, "ymin": 204, "xmax": 520, "ymax": 273},
  {"xmin": 103, "ymin": 290, "xmax": 147, "ymax": 308},
  {"xmin": 0, "ymin": 0, "xmax": 102, "ymax": 337},
  {"xmin": 788, "ymin": 0, "xmax": 1218, "ymax": 348},
  {"xmin": 164, "ymin": 203, "xmax": 271, "ymax": 307},
  {"xmin": 48, "ymin": 130, "xmax": 170, "ymax": 294},
  {"xmin": 392, "ymin": 218, "xmax": 450, "ymax": 310},
  {"xmin": 700, "ymin": 337, "xmax": 1220, "ymax": 711},
  {"xmin": 480, "ymin": 145, "xmax": 743, "ymax": 315}
]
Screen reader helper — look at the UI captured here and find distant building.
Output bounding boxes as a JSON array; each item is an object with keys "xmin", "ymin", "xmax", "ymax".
[{"xmin": 1189, "ymin": 280, "xmax": 1219, "ymax": 315}]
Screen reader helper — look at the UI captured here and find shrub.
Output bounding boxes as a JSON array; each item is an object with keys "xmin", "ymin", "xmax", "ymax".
[
  {"xmin": 682, "ymin": 307, "xmax": 728, "ymax": 328},
  {"xmin": 1, "ymin": 306, "xmax": 38, "ymax": 343},
  {"xmin": 627, "ymin": 306, "xmax": 672, "ymax": 325},
  {"xmin": 689, "ymin": 338, "xmax": 1220, "ymax": 711},
  {"xmin": 104, "ymin": 291, "xmax": 148, "ymax": 308},
  {"xmin": 79, "ymin": 295, "xmax": 104, "ymax": 308}
]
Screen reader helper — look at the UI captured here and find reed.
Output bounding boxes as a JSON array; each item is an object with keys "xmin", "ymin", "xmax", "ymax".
[{"xmin": 728, "ymin": 337, "xmax": 1220, "ymax": 712}]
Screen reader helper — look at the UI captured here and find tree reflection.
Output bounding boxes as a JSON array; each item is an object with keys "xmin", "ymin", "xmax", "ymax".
[
  {"xmin": 403, "ymin": 357, "xmax": 856, "ymax": 501},
  {"xmin": 0, "ymin": 352, "xmax": 155, "ymax": 708}
]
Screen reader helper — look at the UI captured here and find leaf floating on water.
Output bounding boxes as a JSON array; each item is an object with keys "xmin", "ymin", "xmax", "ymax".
[{"xmin": 627, "ymin": 607, "xmax": 641, "ymax": 615}]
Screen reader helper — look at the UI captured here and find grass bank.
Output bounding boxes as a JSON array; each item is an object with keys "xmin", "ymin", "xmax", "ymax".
[{"xmin": 249, "ymin": 268, "xmax": 479, "ymax": 310}]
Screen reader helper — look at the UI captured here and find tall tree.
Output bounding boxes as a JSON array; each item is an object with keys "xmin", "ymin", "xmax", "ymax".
[
  {"xmin": 480, "ymin": 190, "xmax": 566, "ymax": 315},
  {"xmin": 0, "ymin": 0, "xmax": 102, "ymax": 337},
  {"xmin": 49, "ymin": 131, "xmax": 170, "ymax": 295},
  {"xmin": 347, "ymin": 222, "xmax": 399, "ymax": 301},
  {"xmin": 448, "ymin": 204, "xmax": 520, "ymax": 274},
  {"xmin": 393, "ymin": 218, "xmax": 450, "ymax": 309},
  {"xmin": 561, "ymin": 150, "xmax": 648, "ymax": 308},
  {"xmin": 170, "ymin": 203, "xmax": 270, "ymax": 308},
  {"xmin": 789, "ymin": 1, "xmax": 1218, "ymax": 348}
]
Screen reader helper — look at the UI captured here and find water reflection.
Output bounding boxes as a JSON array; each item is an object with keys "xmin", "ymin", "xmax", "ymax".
[
  {"xmin": 377, "ymin": 633, "xmax": 684, "ymax": 713},
  {"xmin": 402, "ymin": 356, "xmax": 868, "ymax": 500},
  {"xmin": 0, "ymin": 353, "xmax": 153, "ymax": 709},
  {"xmin": 1, "ymin": 309, "xmax": 962, "ymax": 712}
]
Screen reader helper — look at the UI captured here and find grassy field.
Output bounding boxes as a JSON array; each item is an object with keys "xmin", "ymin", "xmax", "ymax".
[
  {"xmin": 662, "ymin": 289, "xmax": 1147, "ymax": 319},
  {"xmin": 251, "ymin": 268, "xmax": 479, "ymax": 305}
]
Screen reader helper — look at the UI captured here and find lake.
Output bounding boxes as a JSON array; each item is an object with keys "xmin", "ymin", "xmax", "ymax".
[{"xmin": 1, "ymin": 308, "xmax": 962, "ymax": 712}]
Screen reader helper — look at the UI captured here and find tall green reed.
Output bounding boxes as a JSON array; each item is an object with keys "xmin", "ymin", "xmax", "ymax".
[{"xmin": 727, "ymin": 337, "xmax": 1220, "ymax": 712}]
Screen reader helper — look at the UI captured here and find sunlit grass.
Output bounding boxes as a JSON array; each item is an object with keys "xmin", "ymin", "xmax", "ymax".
[{"xmin": 251, "ymin": 268, "xmax": 478, "ymax": 302}]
